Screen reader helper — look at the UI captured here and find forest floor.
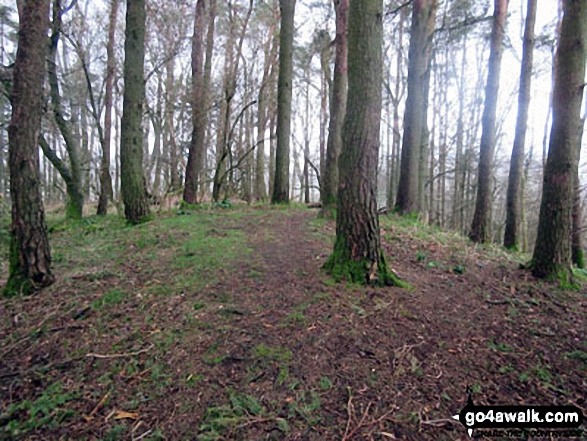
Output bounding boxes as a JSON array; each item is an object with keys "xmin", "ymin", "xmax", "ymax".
[{"xmin": 0, "ymin": 205, "xmax": 585, "ymax": 441}]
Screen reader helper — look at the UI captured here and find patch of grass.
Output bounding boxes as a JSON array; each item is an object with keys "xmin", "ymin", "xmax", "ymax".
[
  {"xmin": 453, "ymin": 264, "xmax": 466, "ymax": 274},
  {"xmin": 197, "ymin": 390, "xmax": 269, "ymax": 440},
  {"xmin": 93, "ymin": 289, "xmax": 126, "ymax": 309},
  {"xmin": 186, "ymin": 374, "xmax": 205, "ymax": 387},
  {"xmin": 281, "ymin": 311, "xmax": 307, "ymax": 327},
  {"xmin": 488, "ymin": 340, "xmax": 513, "ymax": 353},
  {"xmin": 203, "ymin": 343, "xmax": 226, "ymax": 365},
  {"xmin": 498, "ymin": 363, "xmax": 515, "ymax": 374},
  {"xmin": 277, "ymin": 366, "xmax": 289, "ymax": 386},
  {"xmin": 101, "ymin": 425, "xmax": 126, "ymax": 441},
  {"xmin": 287, "ymin": 391, "xmax": 321, "ymax": 426},
  {"xmin": 253, "ymin": 344, "xmax": 292, "ymax": 363},
  {"xmin": 248, "ymin": 269, "xmax": 263, "ymax": 279},
  {"xmin": 565, "ymin": 350, "xmax": 587, "ymax": 363},
  {"xmin": 319, "ymin": 376, "xmax": 333, "ymax": 391},
  {"xmin": 193, "ymin": 301, "xmax": 206, "ymax": 310},
  {"xmin": 1, "ymin": 382, "xmax": 77, "ymax": 438}
]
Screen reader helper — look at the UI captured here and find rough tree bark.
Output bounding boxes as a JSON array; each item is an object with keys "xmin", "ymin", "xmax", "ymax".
[
  {"xmin": 183, "ymin": 0, "xmax": 206, "ymax": 204},
  {"xmin": 504, "ymin": 0, "xmax": 537, "ymax": 249},
  {"xmin": 271, "ymin": 0, "xmax": 295, "ymax": 204},
  {"xmin": 532, "ymin": 0, "xmax": 586, "ymax": 281},
  {"xmin": 469, "ymin": 0, "xmax": 508, "ymax": 243},
  {"xmin": 320, "ymin": 0, "xmax": 348, "ymax": 216},
  {"xmin": 5, "ymin": 0, "xmax": 54, "ymax": 296},
  {"xmin": 324, "ymin": 0, "xmax": 404, "ymax": 287},
  {"xmin": 395, "ymin": 0, "xmax": 437, "ymax": 215},
  {"xmin": 120, "ymin": 0, "xmax": 150, "ymax": 224}
]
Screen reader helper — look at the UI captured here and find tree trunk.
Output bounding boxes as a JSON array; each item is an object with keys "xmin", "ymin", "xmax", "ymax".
[
  {"xmin": 317, "ymin": 28, "xmax": 331, "ymax": 189},
  {"xmin": 271, "ymin": 0, "xmax": 295, "ymax": 204},
  {"xmin": 255, "ymin": 14, "xmax": 277, "ymax": 202},
  {"xmin": 96, "ymin": 0, "xmax": 117, "ymax": 214},
  {"xmin": 47, "ymin": 0, "xmax": 84, "ymax": 220},
  {"xmin": 395, "ymin": 0, "xmax": 436, "ymax": 215},
  {"xmin": 120, "ymin": 0, "xmax": 150, "ymax": 224},
  {"xmin": 269, "ymin": 112, "xmax": 276, "ymax": 196},
  {"xmin": 572, "ymin": 81, "xmax": 586, "ymax": 268},
  {"xmin": 5, "ymin": 0, "xmax": 54, "ymax": 296},
  {"xmin": 504, "ymin": 0, "xmax": 537, "ymax": 249},
  {"xmin": 183, "ymin": 0, "xmax": 206, "ymax": 204},
  {"xmin": 387, "ymin": 7, "xmax": 406, "ymax": 211},
  {"xmin": 532, "ymin": 0, "xmax": 586, "ymax": 281},
  {"xmin": 572, "ymin": 161, "xmax": 584, "ymax": 268},
  {"xmin": 320, "ymin": 0, "xmax": 348, "ymax": 215},
  {"xmin": 303, "ymin": 77, "xmax": 310, "ymax": 204},
  {"xmin": 469, "ymin": 0, "xmax": 508, "ymax": 243},
  {"xmin": 324, "ymin": 0, "xmax": 403, "ymax": 287},
  {"xmin": 452, "ymin": 36, "xmax": 467, "ymax": 230},
  {"xmin": 212, "ymin": 0, "xmax": 253, "ymax": 202},
  {"xmin": 165, "ymin": 57, "xmax": 180, "ymax": 191}
]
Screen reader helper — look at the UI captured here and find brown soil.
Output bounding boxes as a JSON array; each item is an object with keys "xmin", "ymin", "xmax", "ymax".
[{"xmin": 0, "ymin": 209, "xmax": 585, "ymax": 440}]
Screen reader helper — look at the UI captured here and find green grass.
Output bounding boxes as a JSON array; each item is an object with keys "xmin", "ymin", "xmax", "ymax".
[
  {"xmin": 93, "ymin": 289, "xmax": 126, "ymax": 309},
  {"xmin": 40, "ymin": 211, "xmax": 253, "ymax": 302},
  {"xmin": 379, "ymin": 213, "xmax": 530, "ymax": 266},
  {"xmin": 488, "ymin": 340, "xmax": 513, "ymax": 353},
  {"xmin": 252, "ymin": 343, "xmax": 292, "ymax": 363},
  {"xmin": 1, "ymin": 382, "xmax": 77, "ymax": 438},
  {"xmin": 197, "ymin": 390, "xmax": 279, "ymax": 440}
]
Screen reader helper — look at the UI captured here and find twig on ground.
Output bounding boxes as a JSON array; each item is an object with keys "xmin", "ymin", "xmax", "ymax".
[
  {"xmin": 133, "ymin": 429, "xmax": 152, "ymax": 441},
  {"xmin": 83, "ymin": 391, "xmax": 111, "ymax": 422},
  {"xmin": 86, "ymin": 344, "xmax": 154, "ymax": 360},
  {"xmin": 342, "ymin": 402, "xmax": 373, "ymax": 441}
]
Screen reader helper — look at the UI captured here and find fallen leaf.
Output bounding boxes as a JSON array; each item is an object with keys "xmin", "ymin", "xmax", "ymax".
[{"xmin": 114, "ymin": 410, "xmax": 139, "ymax": 420}]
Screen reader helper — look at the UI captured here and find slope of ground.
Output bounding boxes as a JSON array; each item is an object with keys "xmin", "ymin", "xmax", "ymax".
[{"xmin": 0, "ymin": 206, "xmax": 585, "ymax": 440}]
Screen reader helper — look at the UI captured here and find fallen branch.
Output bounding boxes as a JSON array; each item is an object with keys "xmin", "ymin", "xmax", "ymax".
[
  {"xmin": 86, "ymin": 344, "xmax": 154, "ymax": 360},
  {"xmin": 83, "ymin": 391, "xmax": 111, "ymax": 422}
]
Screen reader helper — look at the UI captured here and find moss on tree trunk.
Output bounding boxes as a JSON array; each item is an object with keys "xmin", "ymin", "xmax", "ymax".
[{"xmin": 324, "ymin": 0, "xmax": 406, "ymax": 289}]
